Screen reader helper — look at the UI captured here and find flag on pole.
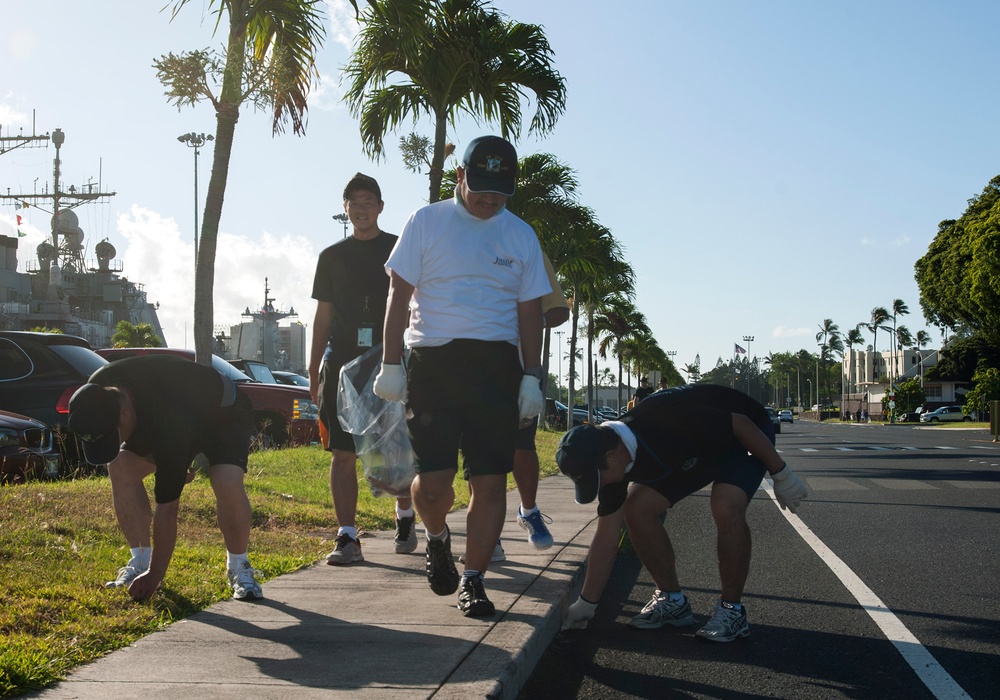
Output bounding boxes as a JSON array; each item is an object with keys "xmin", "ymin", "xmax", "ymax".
[
  {"xmin": 735, "ymin": 343, "xmax": 746, "ymax": 355},
  {"xmin": 16, "ymin": 214, "xmax": 26, "ymax": 238}
]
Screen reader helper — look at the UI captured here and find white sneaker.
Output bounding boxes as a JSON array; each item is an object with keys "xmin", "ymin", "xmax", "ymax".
[
  {"xmin": 104, "ymin": 565, "xmax": 145, "ymax": 589},
  {"xmin": 628, "ymin": 591, "xmax": 693, "ymax": 629},
  {"xmin": 459, "ymin": 539, "xmax": 505, "ymax": 563},
  {"xmin": 228, "ymin": 561, "xmax": 263, "ymax": 600},
  {"xmin": 695, "ymin": 600, "xmax": 749, "ymax": 642}
]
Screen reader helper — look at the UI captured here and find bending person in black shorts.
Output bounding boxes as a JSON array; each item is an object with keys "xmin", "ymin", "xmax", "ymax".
[
  {"xmin": 68, "ymin": 354, "xmax": 262, "ymax": 602},
  {"xmin": 557, "ymin": 385, "xmax": 808, "ymax": 641}
]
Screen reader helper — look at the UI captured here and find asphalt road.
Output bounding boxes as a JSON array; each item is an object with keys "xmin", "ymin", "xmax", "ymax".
[{"xmin": 520, "ymin": 420, "xmax": 999, "ymax": 699}]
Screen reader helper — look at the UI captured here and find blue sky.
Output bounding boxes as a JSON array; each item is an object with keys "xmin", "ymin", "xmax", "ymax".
[{"xmin": 3, "ymin": 1, "xmax": 998, "ymax": 384}]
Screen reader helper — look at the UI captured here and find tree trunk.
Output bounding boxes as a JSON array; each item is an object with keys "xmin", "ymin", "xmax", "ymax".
[
  {"xmin": 429, "ymin": 111, "xmax": 448, "ymax": 203},
  {"xmin": 195, "ymin": 20, "xmax": 246, "ymax": 365}
]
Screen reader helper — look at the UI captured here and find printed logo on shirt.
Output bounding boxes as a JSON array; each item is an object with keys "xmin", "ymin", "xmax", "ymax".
[
  {"xmin": 681, "ymin": 457, "xmax": 698, "ymax": 471},
  {"xmin": 493, "ymin": 256, "xmax": 514, "ymax": 268}
]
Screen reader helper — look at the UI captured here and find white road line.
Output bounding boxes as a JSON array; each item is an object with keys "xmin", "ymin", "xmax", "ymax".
[{"xmin": 762, "ymin": 482, "xmax": 972, "ymax": 700}]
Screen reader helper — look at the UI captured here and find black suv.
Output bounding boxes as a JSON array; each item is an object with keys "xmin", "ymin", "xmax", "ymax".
[
  {"xmin": 0, "ymin": 331, "xmax": 109, "ymax": 467},
  {"xmin": 0, "ymin": 331, "xmax": 108, "ymax": 428}
]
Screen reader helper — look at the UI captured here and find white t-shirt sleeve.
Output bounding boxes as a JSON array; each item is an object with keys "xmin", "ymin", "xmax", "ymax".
[
  {"xmin": 518, "ymin": 233, "xmax": 552, "ymax": 302},
  {"xmin": 385, "ymin": 210, "xmax": 423, "ymax": 287}
]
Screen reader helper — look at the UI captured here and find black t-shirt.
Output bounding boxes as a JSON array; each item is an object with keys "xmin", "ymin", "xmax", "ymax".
[
  {"xmin": 596, "ymin": 385, "xmax": 771, "ymax": 516},
  {"xmin": 634, "ymin": 386, "xmax": 653, "ymax": 401},
  {"xmin": 87, "ymin": 355, "xmax": 243, "ymax": 504},
  {"xmin": 311, "ymin": 232, "xmax": 397, "ymax": 368}
]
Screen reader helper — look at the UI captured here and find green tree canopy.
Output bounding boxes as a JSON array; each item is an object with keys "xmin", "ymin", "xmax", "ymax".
[
  {"xmin": 111, "ymin": 321, "xmax": 163, "ymax": 348},
  {"xmin": 916, "ymin": 175, "xmax": 1000, "ymax": 345}
]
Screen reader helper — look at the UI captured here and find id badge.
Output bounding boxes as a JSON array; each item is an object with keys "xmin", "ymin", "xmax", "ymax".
[{"xmin": 357, "ymin": 325, "xmax": 374, "ymax": 348}]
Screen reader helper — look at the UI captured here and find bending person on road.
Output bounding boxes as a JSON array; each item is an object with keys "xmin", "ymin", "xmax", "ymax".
[
  {"xmin": 68, "ymin": 355, "xmax": 263, "ymax": 602},
  {"xmin": 374, "ymin": 135, "xmax": 550, "ymax": 617},
  {"xmin": 557, "ymin": 385, "xmax": 808, "ymax": 641}
]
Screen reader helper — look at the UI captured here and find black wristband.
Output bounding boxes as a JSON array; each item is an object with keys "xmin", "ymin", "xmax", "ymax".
[
  {"xmin": 580, "ymin": 594, "xmax": 598, "ymax": 605},
  {"xmin": 523, "ymin": 367, "xmax": 543, "ymax": 380}
]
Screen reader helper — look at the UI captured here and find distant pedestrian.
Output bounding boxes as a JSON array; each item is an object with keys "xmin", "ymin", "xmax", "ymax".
[
  {"xmin": 558, "ymin": 385, "xmax": 808, "ymax": 641},
  {"xmin": 633, "ymin": 377, "xmax": 653, "ymax": 403},
  {"xmin": 69, "ymin": 355, "xmax": 263, "ymax": 601}
]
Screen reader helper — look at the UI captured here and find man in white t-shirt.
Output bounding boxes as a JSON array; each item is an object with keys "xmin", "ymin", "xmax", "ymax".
[{"xmin": 374, "ymin": 136, "xmax": 550, "ymax": 617}]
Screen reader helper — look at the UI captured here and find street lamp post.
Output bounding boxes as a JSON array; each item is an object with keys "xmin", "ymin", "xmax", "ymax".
[
  {"xmin": 555, "ymin": 330, "xmax": 564, "ymax": 402},
  {"xmin": 332, "ymin": 213, "xmax": 350, "ymax": 238},
  {"xmin": 806, "ymin": 378, "xmax": 812, "ymax": 411},
  {"xmin": 177, "ymin": 132, "xmax": 213, "ymax": 278},
  {"xmin": 742, "ymin": 335, "xmax": 754, "ymax": 396}
]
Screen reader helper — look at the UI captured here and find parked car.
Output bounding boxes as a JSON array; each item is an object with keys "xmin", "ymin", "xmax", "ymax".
[
  {"xmin": 0, "ymin": 331, "xmax": 108, "ymax": 429},
  {"xmin": 596, "ymin": 406, "xmax": 620, "ymax": 421},
  {"xmin": 231, "ymin": 361, "xmax": 310, "ymax": 388},
  {"xmin": 0, "ymin": 409, "xmax": 63, "ymax": 484},
  {"xmin": 778, "ymin": 409, "xmax": 793, "ymax": 423},
  {"xmin": 273, "ymin": 370, "xmax": 309, "ymax": 387},
  {"xmin": 765, "ymin": 406, "xmax": 782, "ymax": 434},
  {"xmin": 919, "ymin": 405, "xmax": 972, "ymax": 423},
  {"xmin": 95, "ymin": 348, "xmax": 319, "ymax": 448},
  {"xmin": 0, "ymin": 331, "xmax": 108, "ymax": 467},
  {"xmin": 545, "ymin": 399, "xmax": 591, "ymax": 430}
]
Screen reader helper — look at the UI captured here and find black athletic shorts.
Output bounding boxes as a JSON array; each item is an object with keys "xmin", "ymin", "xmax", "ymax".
[
  {"xmin": 318, "ymin": 357, "xmax": 357, "ymax": 452},
  {"xmin": 406, "ymin": 339, "xmax": 520, "ymax": 479}
]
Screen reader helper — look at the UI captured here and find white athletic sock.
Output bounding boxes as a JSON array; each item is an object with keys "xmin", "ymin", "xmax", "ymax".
[
  {"xmin": 337, "ymin": 526, "xmax": 358, "ymax": 540},
  {"xmin": 227, "ymin": 551, "xmax": 249, "ymax": 571},
  {"xmin": 129, "ymin": 547, "xmax": 151, "ymax": 569},
  {"xmin": 426, "ymin": 527, "xmax": 448, "ymax": 542},
  {"xmin": 519, "ymin": 505, "xmax": 538, "ymax": 517},
  {"xmin": 396, "ymin": 505, "xmax": 414, "ymax": 520}
]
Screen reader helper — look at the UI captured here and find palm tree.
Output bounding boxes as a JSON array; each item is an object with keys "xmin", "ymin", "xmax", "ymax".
[
  {"xmin": 915, "ymin": 329, "xmax": 932, "ymax": 383},
  {"xmin": 890, "ymin": 299, "xmax": 910, "ymax": 384},
  {"xmin": 864, "ymin": 306, "xmax": 890, "ymax": 382},
  {"xmin": 815, "ymin": 319, "xmax": 840, "ymax": 403},
  {"xmin": 595, "ymin": 294, "xmax": 648, "ymax": 413},
  {"xmin": 845, "ymin": 325, "xmax": 865, "ymax": 408},
  {"xmin": 343, "ymin": 0, "xmax": 567, "ymax": 203},
  {"xmin": 553, "ymin": 212, "xmax": 629, "ymax": 411},
  {"xmin": 157, "ymin": 0, "xmax": 327, "ymax": 364},
  {"xmin": 111, "ymin": 321, "xmax": 163, "ymax": 348}
]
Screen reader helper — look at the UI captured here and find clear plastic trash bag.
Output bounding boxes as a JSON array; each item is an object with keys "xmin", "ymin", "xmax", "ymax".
[{"xmin": 337, "ymin": 344, "xmax": 415, "ymax": 498}]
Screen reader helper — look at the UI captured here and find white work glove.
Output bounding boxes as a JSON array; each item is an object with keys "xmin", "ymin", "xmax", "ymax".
[
  {"xmin": 771, "ymin": 463, "xmax": 808, "ymax": 513},
  {"xmin": 518, "ymin": 374, "xmax": 544, "ymax": 422},
  {"xmin": 373, "ymin": 363, "xmax": 407, "ymax": 403},
  {"xmin": 562, "ymin": 596, "xmax": 598, "ymax": 631}
]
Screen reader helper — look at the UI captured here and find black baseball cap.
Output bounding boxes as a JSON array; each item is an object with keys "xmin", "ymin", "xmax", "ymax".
[
  {"xmin": 343, "ymin": 172, "xmax": 381, "ymax": 201},
  {"xmin": 67, "ymin": 383, "xmax": 122, "ymax": 465},
  {"xmin": 556, "ymin": 424, "xmax": 620, "ymax": 504},
  {"xmin": 461, "ymin": 136, "xmax": 518, "ymax": 196}
]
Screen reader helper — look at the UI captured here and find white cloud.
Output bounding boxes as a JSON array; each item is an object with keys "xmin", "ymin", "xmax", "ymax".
[
  {"xmin": 116, "ymin": 206, "xmax": 318, "ymax": 349},
  {"xmin": 310, "ymin": 70, "xmax": 346, "ymax": 112},
  {"xmin": 890, "ymin": 235, "xmax": 911, "ymax": 247},
  {"xmin": 325, "ymin": 0, "xmax": 361, "ymax": 50},
  {"xmin": 861, "ymin": 237, "xmax": 876, "ymax": 246},
  {"xmin": 772, "ymin": 326, "xmax": 812, "ymax": 339}
]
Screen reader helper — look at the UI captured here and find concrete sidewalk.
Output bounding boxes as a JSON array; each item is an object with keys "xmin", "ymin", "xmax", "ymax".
[{"xmin": 25, "ymin": 476, "xmax": 596, "ymax": 700}]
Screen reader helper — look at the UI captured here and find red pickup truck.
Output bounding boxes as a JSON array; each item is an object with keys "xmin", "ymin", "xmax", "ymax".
[{"xmin": 95, "ymin": 348, "xmax": 319, "ymax": 448}]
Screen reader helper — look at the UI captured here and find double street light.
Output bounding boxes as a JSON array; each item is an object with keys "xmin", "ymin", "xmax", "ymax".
[
  {"xmin": 177, "ymin": 132, "xmax": 213, "ymax": 276},
  {"xmin": 332, "ymin": 213, "xmax": 350, "ymax": 238}
]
